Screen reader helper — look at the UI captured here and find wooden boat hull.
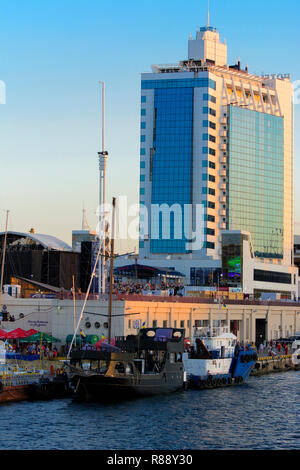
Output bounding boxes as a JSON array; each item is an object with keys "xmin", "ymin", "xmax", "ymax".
[{"xmin": 0, "ymin": 384, "xmax": 31, "ymax": 403}]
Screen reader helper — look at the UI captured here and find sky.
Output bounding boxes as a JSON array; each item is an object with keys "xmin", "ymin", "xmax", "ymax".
[{"xmin": 0, "ymin": 0, "xmax": 299, "ymax": 253}]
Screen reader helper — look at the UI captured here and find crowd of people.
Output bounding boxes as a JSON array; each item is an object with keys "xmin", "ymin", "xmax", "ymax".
[
  {"xmin": 6, "ymin": 342, "xmax": 59, "ymax": 359},
  {"xmin": 256, "ymin": 340, "xmax": 291, "ymax": 356},
  {"xmin": 112, "ymin": 280, "xmax": 184, "ymax": 296}
]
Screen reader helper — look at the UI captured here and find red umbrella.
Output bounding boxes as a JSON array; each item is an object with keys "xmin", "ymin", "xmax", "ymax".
[
  {"xmin": 0, "ymin": 329, "xmax": 8, "ymax": 339},
  {"xmin": 6, "ymin": 328, "xmax": 29, "ymax": 339},
  {"xmin": 24, "ymin": 329, "xmax": 38, "ymax": 337},
  {"xmin": 95, "ymin": 338, "xmax": 116, "ymax": 350}
]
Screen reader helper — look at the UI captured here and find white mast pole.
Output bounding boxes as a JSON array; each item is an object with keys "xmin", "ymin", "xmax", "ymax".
[{"xmin": 98, "ymin": 81, "xmax": 108, "ymax": 295}]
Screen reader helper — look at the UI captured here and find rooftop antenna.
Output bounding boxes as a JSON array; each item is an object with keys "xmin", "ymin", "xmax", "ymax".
[
  {"xmin": 207, "ymin": 0, "xmax": 210, "ymax": 27},
  {"xmin": 82, "ymin": 204, "xmax": 90, "ymax": 231}
]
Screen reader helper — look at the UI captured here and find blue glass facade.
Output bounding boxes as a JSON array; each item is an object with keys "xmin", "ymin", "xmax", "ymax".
[
  {"xmin": 142, "ymin": 78, "xmax": 216, "ymax": 90},
  {"xmin": 227, "ymin": 106, "xmax": 284, "ymax": 259},
  {"xmin": 150, "ymin": 87, "xmax": 194, "ymax": 253}
]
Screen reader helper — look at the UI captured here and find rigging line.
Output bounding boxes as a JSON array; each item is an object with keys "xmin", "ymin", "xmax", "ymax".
[
  {"xmin": 67, "ymin": 237, "xmax": 105, "ymax": 360},
  {"xmin": 84, "ymin": 311, "xmax": 142, "ymax": 318}
]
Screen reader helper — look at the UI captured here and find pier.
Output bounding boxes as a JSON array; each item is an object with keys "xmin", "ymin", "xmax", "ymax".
[{"xmin": 251, "ymin": 355, "xmax": 297, "ymax": 376}]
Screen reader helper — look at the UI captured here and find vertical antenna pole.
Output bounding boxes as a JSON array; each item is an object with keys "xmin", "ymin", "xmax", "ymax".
[
  {"xmin": 207, "ymin": 0, "xmax": 210, "ymax": 28},
  {"xmin": 98, "ymin": 81, "xmax": 108, "ymax": 295}
]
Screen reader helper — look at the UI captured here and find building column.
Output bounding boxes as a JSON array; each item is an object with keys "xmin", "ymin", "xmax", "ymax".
[
  {"xmin": 209, "ymin": 308, "xmax": 212, "ymax": 333},
  {"xmin": 250, "ymin": 310, "xmax": 256, "ymax": 344},
  {"xmin": 280, "ymin": 310, "xmax": 284, "ymax": 338},
  {"xmin": 169, "ymin": 308, "xmax": 172, "ymax": 328},
  {"xmin": 242, "ymin": 310, "xmax": 247, "ymax": 344},
  {"xmin": 226, "ymin": 308, "xmax": 230, "ymax": 331}
]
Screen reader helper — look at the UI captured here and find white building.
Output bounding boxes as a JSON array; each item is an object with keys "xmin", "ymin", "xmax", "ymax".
[{"xmin": 116, "ymin": 20, "xmax": 296, "ymax": 298}]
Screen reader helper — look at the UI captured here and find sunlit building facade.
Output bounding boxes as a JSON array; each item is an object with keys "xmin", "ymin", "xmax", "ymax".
[{"xmin": 133, "ymin": 23, "xmax": 297, "ymax": 296}]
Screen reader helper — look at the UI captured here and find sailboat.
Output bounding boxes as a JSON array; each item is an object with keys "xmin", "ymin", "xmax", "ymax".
[{"xmin": 65, "ymin": 199, "xmax": 187, "ymax": 401}]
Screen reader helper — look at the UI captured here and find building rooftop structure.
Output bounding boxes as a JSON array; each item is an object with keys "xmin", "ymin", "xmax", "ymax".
[{"xmin": 0, "ymin": 231, "xmax": 72, "ymax": 252}]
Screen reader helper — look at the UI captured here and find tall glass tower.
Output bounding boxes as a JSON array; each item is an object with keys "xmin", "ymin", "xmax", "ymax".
[{"xmin": 138, "ymin": 23, "xmax": 294, "ymax": 285}]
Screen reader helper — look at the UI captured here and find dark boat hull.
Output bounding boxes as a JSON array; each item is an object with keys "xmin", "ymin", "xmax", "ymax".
[
  {"xmin": 28, "ymin": 375, "xmax": 73, "ymax": 401},
  {"xmin": 72, "ymin": 372, "xmax": 184, "ymax": 401}
]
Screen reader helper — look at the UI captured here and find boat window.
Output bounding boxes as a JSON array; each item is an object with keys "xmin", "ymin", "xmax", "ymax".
[
  {"xmin": 169, "ymin": 353, "xmax": 175, "ymax": 363},
  {"xmin": 125, "ymin": 363, "xmax": 133, "ymax": 375},
  {"xmin": 115, "ymin": 362, "xmax": 125, "ymax": 373},
  {"xmin": 146, "ymin": 330, "xmax": 156, "ymax": 337},
  {"xmin": 173, "ymin": 331, "xmax": 182, "ymax": 338}
]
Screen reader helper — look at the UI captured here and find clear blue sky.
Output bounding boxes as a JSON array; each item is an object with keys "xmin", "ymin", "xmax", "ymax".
[{"xmin": 0, "ymin": 0, "xmax": 299, "ymax": 252}]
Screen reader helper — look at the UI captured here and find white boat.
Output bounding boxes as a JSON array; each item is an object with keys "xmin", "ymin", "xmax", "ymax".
[
  {"xmin": 183, "ymin": 327, "xmax": 257, "ymax": 388},
  {"xmin": 291, "ymin": 348, "xmax": 300, "ymax": 369}
]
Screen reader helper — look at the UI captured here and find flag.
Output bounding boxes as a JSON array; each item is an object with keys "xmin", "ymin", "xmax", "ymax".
[
  {"xmin": 141, "ymin": 322, "xmax": 146, "ymax": 329},
  {"xmin": 222, "ymin": 304, "xmax": 227, "ymax": 309},
  {"xmin": 101, "ymin": 334, "xmax": 107, "ymax": 340},
  {"xmin": 80, "ymin": 329, "xmax": 86, "ymax": 339}
]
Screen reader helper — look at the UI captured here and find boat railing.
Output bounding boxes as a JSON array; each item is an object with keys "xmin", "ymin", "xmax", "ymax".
[{"xmin": 194, "ymin": 326, "xmax": 230, "ymax": 338}]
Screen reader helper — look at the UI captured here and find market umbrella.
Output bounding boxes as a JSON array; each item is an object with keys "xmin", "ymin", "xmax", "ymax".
[
  {"xmin": 25, "ymin": 329, "xmax": 38, "ymax": 337},
  {"xmin": 0, "ymin": 329, "xmax": 8, "ymax": 339},
  {"xmin": 20, "ymin": 332, "xmax": 60, "ymax": 343},
  {"xmin": 6, "ymin": 328, "xmax": 29, "ymax": 339}
]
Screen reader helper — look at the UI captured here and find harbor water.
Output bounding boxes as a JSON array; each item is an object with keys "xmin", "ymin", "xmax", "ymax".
[{"xmin": 0, "ymin": 371, "xmax": 299, "ymax": 450}]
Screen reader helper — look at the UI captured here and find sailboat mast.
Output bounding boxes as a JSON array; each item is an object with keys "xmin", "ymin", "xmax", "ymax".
[
  {"xmin": 0, "ymin": 210, "xmax": 9, "ymax": 310},
  {"xmin": 72, "ymin": 275, "xmax": 76, "ymax": 346},
  {"xmin": 108, "ymin": 197, "xmax": 116, "ymax": 344}
]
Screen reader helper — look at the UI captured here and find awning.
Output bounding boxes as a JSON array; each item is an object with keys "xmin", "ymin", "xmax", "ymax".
[
  {"xmin": 66, "ymin": 334, "xmax": 85, "ymax": 344},
  {"xmin": 0, "ymin": 329, "xmax": 7, "ymax": 339},
  {"xmin": 6, "ymin": 328, "xmax": 29, "ymax": 339},
  {"xmin": 114, "ymin": 264, "xmax": 185, "ymax": 279},
  {"xmin": 20, "ymin": 332, "xmax": 60, "ymax": 343}
]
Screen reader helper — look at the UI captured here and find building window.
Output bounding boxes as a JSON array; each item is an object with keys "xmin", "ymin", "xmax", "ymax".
[
  {"xmin": 140, "ymin": 148, "xmax": 146, "ymax": 156},
  {"xmin": 174, "ymin": 320, "xmax": 177, "ymax": 328},
  {"xmin": 180, "ymin": 320, "xmax": 185, "ymax": 328},
  {"xmin": 153, "ymin": 320, "xmax": 157, "ymax": 327},
  {"xmin": 140, "ymin": 161, "xmax": 146, "ymax": 168},
  {"xmin": 128, "ymin": 320, "xmax": 131, "ymax": 329},
  {"xmin": 203, "ymin": 93, "xmax": 216, "ymax": 104},
  {"xmin": 141, "ymin": 95, "xmax": 146, "ymax": 103},
  {"xmin": 253, "ymin": 270, "xmax": 291, "ymax": 284},
  {"xmin": 141, "ymin": 122, "xmax": 146, "ymax": 129},
  {"xmin": 163, "ymin": 320, "xmax": 168, "ymax": 328},
  {"xmin": 141, "ymin": 109, "xmax": 146, "ymax": 116},
  {"xmin": 203, "ymin": 107, "xmax": 216, "ymax": 117},
  {"xmin": 205, "ymin": 241, "xmax": 215, "ymax": 249},
  {"xmin": 141, "ymin": 135, "xmax": 146, "ymax": 142},
  {"xmin": 94, "ymin": 322, "xmax": 100, "ymax": 329}
]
